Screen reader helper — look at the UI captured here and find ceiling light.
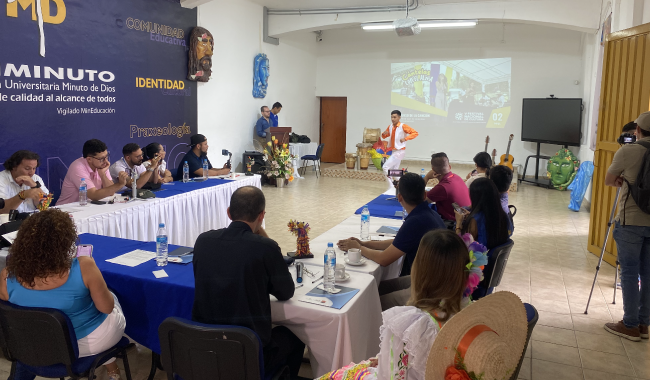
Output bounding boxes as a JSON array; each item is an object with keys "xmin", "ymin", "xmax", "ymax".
[{"xmin": 361, "ymin": 19, "xmax": 478, "ymax": 31}]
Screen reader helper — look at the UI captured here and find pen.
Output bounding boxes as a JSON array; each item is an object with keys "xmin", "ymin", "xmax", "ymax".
[
  {"xmin": 295, "ymin": 283, "xmax": 304, "ymax": 289},
  {"xmin": 312, "ymin": 275, "xmax": 324, "ymax": 283}
]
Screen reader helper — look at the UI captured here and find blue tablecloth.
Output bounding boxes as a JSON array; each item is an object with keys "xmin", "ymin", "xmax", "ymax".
[
  {"xmin": 150, "ymin": 178, "xmax": 231, "ymax": 199},
  {"xmin": 354, "ymin": 194, "xmax": 403, "ymax": 220},
  {"xmin": 79, "ymin": 233, "xmax": 194, "ymax": 354}
]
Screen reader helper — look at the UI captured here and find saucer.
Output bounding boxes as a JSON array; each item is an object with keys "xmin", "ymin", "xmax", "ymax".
[
  {"xmin": 345, "ymin": 257, "xmax": 366, "ymax": 266},
  {"xmin": 335, "ymin": 273, "xmax": 351, "ymax": 282}
]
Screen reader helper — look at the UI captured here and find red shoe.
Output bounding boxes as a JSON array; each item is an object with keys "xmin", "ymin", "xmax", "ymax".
[
  {"xmin": 640, "ymin": 325, "xmax": 649, "ymax": 339},
  {"xmin": 605, "ymin": 321, "xmax": 641, "ymax": 342}
]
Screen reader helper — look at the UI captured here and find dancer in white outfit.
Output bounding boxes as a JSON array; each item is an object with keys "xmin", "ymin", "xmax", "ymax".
[{"xmin": 381, "ymin": 110, "xmax": 419, "ymax": 180}]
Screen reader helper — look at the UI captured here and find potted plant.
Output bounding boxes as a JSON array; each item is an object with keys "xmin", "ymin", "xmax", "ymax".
[{"xmin": 263, "ymin": 136, "xmax": 295, "ymax": 187}]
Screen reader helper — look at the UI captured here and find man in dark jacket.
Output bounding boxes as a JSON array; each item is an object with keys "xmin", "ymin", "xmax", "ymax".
[{"xmin": 192, "ymin": 186, "xmax": 304, "ymax": 378}]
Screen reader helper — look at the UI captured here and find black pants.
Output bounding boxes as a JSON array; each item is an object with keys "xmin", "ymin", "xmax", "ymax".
[{"xmin": 263, "ymin": 326, "xmax": 305, "ymax": 379}]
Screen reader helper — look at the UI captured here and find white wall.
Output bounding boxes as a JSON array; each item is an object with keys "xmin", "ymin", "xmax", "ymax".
[
  {"xmin": 196, "ymin": 0, "xmax": 319, "ymax": 170},
  {"xmin": 316, "ymin": 23, "xmax": 587, "ymax": 174}
]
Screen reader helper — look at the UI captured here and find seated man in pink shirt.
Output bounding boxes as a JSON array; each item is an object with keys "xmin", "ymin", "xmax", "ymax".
[
  {"xmin": 57, "ymin": 139, "xmax": 128, "ymax": 205},
  {"xmin": 424, "ymin": 152, "xmax": 471, "ymax": 221}
]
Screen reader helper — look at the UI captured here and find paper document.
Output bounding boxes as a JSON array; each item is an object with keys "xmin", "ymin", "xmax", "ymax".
[
  {"xmin": 153, "ymin": 270, "xmax": 169, "ymax": 278},
  {"xmin": 106, "ymin": 249, "xmax": 156, "ymax": 267},
  {"xmin": 1, "ymin": 231, "xmax": 18, "ymax": 245},
  {"xmin": 299, "ymin": 285, "xmax": 360, "ymax": 309}
]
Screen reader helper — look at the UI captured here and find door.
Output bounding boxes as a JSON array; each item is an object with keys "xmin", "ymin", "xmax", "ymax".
[
  {"xmin": 587, "ymin": 23, "xmax": 650, "ymax": 266},
  {"xmin": 320, "ymin": 97, "xmax": 347, "ymax": 163}
]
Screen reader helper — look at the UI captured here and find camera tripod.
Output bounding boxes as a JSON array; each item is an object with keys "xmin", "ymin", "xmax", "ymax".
[{"xmin": 584, "ymin": 187, "xmax": 621, "ymax": 314}]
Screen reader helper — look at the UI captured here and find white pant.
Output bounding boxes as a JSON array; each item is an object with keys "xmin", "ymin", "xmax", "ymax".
[
  {"xmin": 383, "ymin": 149, "xmax": 406, "ymax": 176},
  {"xmin": 77, "ymin": 294, "xmax": 126, "ymax": 363}
]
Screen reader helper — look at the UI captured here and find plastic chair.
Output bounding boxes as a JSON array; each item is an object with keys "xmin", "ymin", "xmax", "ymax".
[
  {"xmin": 0, "ymin": 300, "xmax": 134, "ymax": 380},
  {"xmin": 471, "ymin": 239, "xmax": 515, "ymax": 300},
  {"xmin": 158, "ymin": 317, "xmax": 289, "ymax": 380},
  {"xmin": 300, "ymin": 144, "xmax": 325, "ymax": 177},
  {"xmin": 508, "ymin": 303, "xmax": 538, "ymax": 380}
]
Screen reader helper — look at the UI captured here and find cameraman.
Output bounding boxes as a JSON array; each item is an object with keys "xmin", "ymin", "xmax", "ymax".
[{"xmin": 604, "ymin": 112, "xmax": 650, "ymax": 342}]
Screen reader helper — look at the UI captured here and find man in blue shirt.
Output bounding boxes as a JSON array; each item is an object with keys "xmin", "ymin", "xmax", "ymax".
[
  {"xmin": 270, "ymin": 102, "xmax": 282, "ymax": 127},
  {"xmin": 255, "ymin": 106, "xmax": 272, "ymax": 144},
  {"xmin": 175, "ymin": 134, "xmax": 230, "ymax": 181},
  {"xmin": 337, "ymin": 173, "xmax": 445, "ymax": 310}
]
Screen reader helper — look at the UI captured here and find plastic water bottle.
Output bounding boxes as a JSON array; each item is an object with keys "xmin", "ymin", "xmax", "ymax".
[
  {"xmin": 203, "ymin": 159, "xmax": 208, "ymax": 180},
  {"xmin": 360, "ymin": 205, "xmax": 370, "ymax": 241},
  {"xmin": 79, "ymin": 178, "xmax": 87, "ymax": 206},
  {"xmin": 324, "ymin": 243, "xmax": 336, "ymax": 292},
  {"xmin": 183, "ymin": 161, "xmax": 189, "ymax": 183},
  {"xmin": 421, "ymin": 168, "xmax": 425, "ymax": 178},
  {"xmin": 156, "ymin": 223, "xmax": 168, "ymax": 266},
  {"xmin": 131, "ymin": 170, "xmax": 137, "ymax": 199}
]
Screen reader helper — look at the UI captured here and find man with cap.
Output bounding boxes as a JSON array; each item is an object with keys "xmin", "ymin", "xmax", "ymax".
[
  {"xmin": 175, "ymin": 134, "xmax": 230, "ymax": 181},
  {"xmin": 604, "ymin": 111, "xmax": 650, "ymax": 342}
]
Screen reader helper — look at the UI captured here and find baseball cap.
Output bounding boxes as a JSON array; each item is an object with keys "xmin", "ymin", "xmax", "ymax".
[
  {"xmin": 190, "ymin": 134, "xmax": 207, "ymax": 146},
  {"xmin": 634, "ymin": 111, "xmax": 650, "ymax": 132}
]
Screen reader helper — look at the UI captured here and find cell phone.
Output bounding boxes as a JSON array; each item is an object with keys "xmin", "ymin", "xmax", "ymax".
[
  {"xmin": 76, "ymin": 244, "xmax": 93, "ymax": 257},
  {"xmin": 452, "ymin": 202, "xmax": 462, "ymax": 213},
  {"xmin": 90, "ymin": 200, "xmax": 107, "ymax": 205}
]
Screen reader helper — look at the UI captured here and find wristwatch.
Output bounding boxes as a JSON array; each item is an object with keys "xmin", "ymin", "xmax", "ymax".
[
  {"xmin": 147, "ymin": 168, "xmax": 154, "ymax": 172},
  {"xmin": 31, "ymin": 182, "xmax": 41, "ymax": 189}
]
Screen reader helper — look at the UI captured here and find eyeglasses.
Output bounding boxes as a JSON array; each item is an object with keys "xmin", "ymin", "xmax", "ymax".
[{"xmin": 90, "ymin": 154, "xmax": 110, "ymax": 162}]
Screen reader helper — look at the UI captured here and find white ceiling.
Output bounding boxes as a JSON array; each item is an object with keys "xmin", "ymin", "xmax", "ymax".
[{"xmin": 249, "ymin": 0, "xmax": 533, "ymax": 9}]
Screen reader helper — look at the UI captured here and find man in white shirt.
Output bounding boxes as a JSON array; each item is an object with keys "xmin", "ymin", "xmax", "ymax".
[
  {"xmin": 108, "ymin": 143, "xmax": 160, "ymax": 191},
  {"xmin": 0, "ymin": 151, "xmax": 48, "ymax": 213}
]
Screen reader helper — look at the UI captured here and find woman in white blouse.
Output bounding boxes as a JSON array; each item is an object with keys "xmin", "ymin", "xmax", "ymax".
[
  {"xmin": 465, "ymin": 151, "xmax": 492, "ymax": 188},
  {"xmin": 316, "ymin": 229, "xmax": 474, "ymax": 380},
  {"xmin": 143, "ymin": 143, "xmax": 173, "ymax": 183}
]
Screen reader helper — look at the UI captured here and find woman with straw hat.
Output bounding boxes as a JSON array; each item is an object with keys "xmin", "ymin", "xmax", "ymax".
[
  {"xmin": 426, "ymin": 291, "xmax": 528, "ymax": 380},
  {"xmin": 316, "ymin": 229, "xmax": 486, "ymax": 380}
]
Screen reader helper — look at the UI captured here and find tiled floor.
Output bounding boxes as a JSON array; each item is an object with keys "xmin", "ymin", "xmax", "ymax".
[{"xmin": 3, "ymin": 166, "xmax": 648, "ymax": 380}]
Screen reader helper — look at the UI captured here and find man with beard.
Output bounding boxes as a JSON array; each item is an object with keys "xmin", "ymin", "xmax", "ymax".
[
  {"xmin": 175, "ymin": 134, "xmax": 230, "ymax": 181},
  {"xmin": 58, "ymin": 139, "xmax": 128, "ymax": 205},
  {"xmin": 109, "ymin": 143, "xmax": 160, "ymax": 191},
  {"xmin": 187, "ymin": 27, "xmax": 213, "ymax": 82}
]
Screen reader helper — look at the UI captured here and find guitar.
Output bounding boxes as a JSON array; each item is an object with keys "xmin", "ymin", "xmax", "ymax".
[
  {"xmin": 484, "ymin": 135, "xmax": 490, "ymax": 152},
  {"xmin": 492, "ymin": 149, "xmax": 497, "ymax": 167},
  {"xmin": 498, "ymin": 134, "xmax": 514, "ymax": 170}
]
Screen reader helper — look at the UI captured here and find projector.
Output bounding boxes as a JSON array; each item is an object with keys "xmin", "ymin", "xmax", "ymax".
[{"xmin": 393, "ymin": 17, "xmax": 421, "ymax": 37}]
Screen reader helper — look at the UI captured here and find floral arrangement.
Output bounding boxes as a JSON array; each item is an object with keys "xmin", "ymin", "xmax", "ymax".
[
  {"xmin": 445, "ymin": 350, "xmax": 511, "ymax": 380},
  {"xmin": 460, "ymin": 234, "xmax": 488, "ymax": 298},
  {"xmin": 263, "ymin": 136, "xmax": 295, "ymax": 182},
  {"xmin": 288, "ymin": 220, "xmax": 312, "ymax": 257}
]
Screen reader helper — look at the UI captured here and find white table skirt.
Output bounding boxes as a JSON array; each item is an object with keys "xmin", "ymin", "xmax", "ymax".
[
  {"xmin": 271, "ymin": 265, "xmax": 382, "ymax": 377},
  {"xmin": 56, "ymin": 176, "xmax": 261, "ymax": 247},
  {"xmin": 289, "ymin": 142, "xmax": 318, "ymax": 178},
  {"xmin": 295, "ymin": 215, "xmax": 404, "ymax": 283}
]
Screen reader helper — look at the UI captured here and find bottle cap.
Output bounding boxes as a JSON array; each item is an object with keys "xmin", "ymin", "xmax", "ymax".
[
  {"xmin": 327, "ymin": 242, "xmax": 333, "ymax": 247},
  {"xmin": 159, "ymin": 223, "xmax": 165, "ymax": 228},
  {"xmin": 185, "ymin": 161, "xmax": 188, "ymax": 163},
  {"xmin": 81, "ymin": 178, "xmax": 85, "ymax": 181}
]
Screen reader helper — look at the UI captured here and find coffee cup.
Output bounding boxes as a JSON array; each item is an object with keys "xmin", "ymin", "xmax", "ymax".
[
  {"xmin": 335, "ymin": 264, "xmax": 346, "ymax": 280},
  {"xmin": 348, "ymin": 248, "xmax": 361, "ymax": 264}
]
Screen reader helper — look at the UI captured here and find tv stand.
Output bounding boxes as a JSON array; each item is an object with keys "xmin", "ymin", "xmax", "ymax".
[{"xmin": 519, "ymin": 142, "xmax": 553, "ymax": 189}]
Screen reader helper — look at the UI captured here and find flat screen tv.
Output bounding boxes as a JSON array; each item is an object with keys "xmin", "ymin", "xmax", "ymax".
[{"xmin": 521, "ymin": 98, "xmax": 583, "ymax": 146}]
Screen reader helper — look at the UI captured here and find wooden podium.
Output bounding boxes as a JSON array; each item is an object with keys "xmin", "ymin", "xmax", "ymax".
[{"xmin": 270, "ymin": 127, "xmax": 291, "ymax": 144}]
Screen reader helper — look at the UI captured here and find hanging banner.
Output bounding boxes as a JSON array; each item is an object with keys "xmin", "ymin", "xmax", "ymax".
[{"xmin": 0, "ymin": 0, "xmax": 197, "ymax": 200}]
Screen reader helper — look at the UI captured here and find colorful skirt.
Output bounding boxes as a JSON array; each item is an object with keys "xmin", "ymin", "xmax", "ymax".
[{"xmin": 317, "ymin": 361, "xmax": 375, "ymax": 380}]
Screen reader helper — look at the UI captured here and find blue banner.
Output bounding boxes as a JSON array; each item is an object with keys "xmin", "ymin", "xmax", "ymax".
[{"xmin": 0, "ymin": 0, "xmax": 197, "ymax": 200}]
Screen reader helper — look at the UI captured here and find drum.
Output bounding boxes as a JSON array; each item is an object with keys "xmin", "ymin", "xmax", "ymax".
[{"xmin": 363, "ymin": 128, "xmax": 382, "ymax": 144}]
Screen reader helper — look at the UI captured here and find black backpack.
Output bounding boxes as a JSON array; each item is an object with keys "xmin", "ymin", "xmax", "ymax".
[{"xmin": 624, "ymin": 140, "xmax": 650, "ymax": 217}]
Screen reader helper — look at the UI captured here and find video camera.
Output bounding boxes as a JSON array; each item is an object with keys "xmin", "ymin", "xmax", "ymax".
[{"xmin": 617, "ymin": 133, "xmax": 637, "ymax": 145}]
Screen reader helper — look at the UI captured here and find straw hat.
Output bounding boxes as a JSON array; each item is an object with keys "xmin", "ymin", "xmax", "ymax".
[{"xmin": 426, "ymin": 292, "xmax": 528, "ymax": 380}]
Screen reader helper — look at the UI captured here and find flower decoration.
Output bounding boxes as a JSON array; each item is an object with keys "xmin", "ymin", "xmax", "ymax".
[
  {"xmin": 288, "ymin": 220, "xmax": 312, "ymax": 257},
  {"xmin": 445, "ymin": 350, "xmax": 512, "ymax": 380},
  {"xmin": 461, "ymin": 233, "xmax": 487, "ymax": 298},
  {"xmin": 262, "ymin": 136, "xmax": 295, "ymax": 182}
]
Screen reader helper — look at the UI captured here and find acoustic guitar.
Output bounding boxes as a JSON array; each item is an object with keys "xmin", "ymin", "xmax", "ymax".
[
  {"xmin": 492, "ymin": 149, "xmax": 497, "ymax": 167},
  {"xmin": 498, "ymin": 134, "xmax": 514, "ymax": 170}
]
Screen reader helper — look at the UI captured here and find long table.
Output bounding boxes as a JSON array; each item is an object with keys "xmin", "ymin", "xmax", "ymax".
[
  {"xmin": 56, "ymin": 175, "xmax": 261, "ymax": 247},
  {"xmin": 296, "ymin": 215, "xmax": 404, "ymax": 282},
  {"xmin": 80, "ymin": 233, "xmax": 382, "ymax": 377}
]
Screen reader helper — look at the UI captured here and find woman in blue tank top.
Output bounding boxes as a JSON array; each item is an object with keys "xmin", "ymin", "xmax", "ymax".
[
  {"xmin": 0, "ymin": 209, "xmax": 126, "ymax": 380},
  {"xmin": 455, "ymin": 178, "xmax": 512, "ymax": 249}
]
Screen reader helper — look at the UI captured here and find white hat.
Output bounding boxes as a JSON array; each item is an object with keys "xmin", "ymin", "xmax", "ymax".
[{"xmin": 634, "ymin": 111, "xmax": 650, "ymax": 132}]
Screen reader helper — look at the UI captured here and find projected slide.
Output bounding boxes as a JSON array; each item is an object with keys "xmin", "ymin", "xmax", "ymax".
[{"xmin": 391, "ymin": 59, "xmax": 511, "ymax": 129}]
